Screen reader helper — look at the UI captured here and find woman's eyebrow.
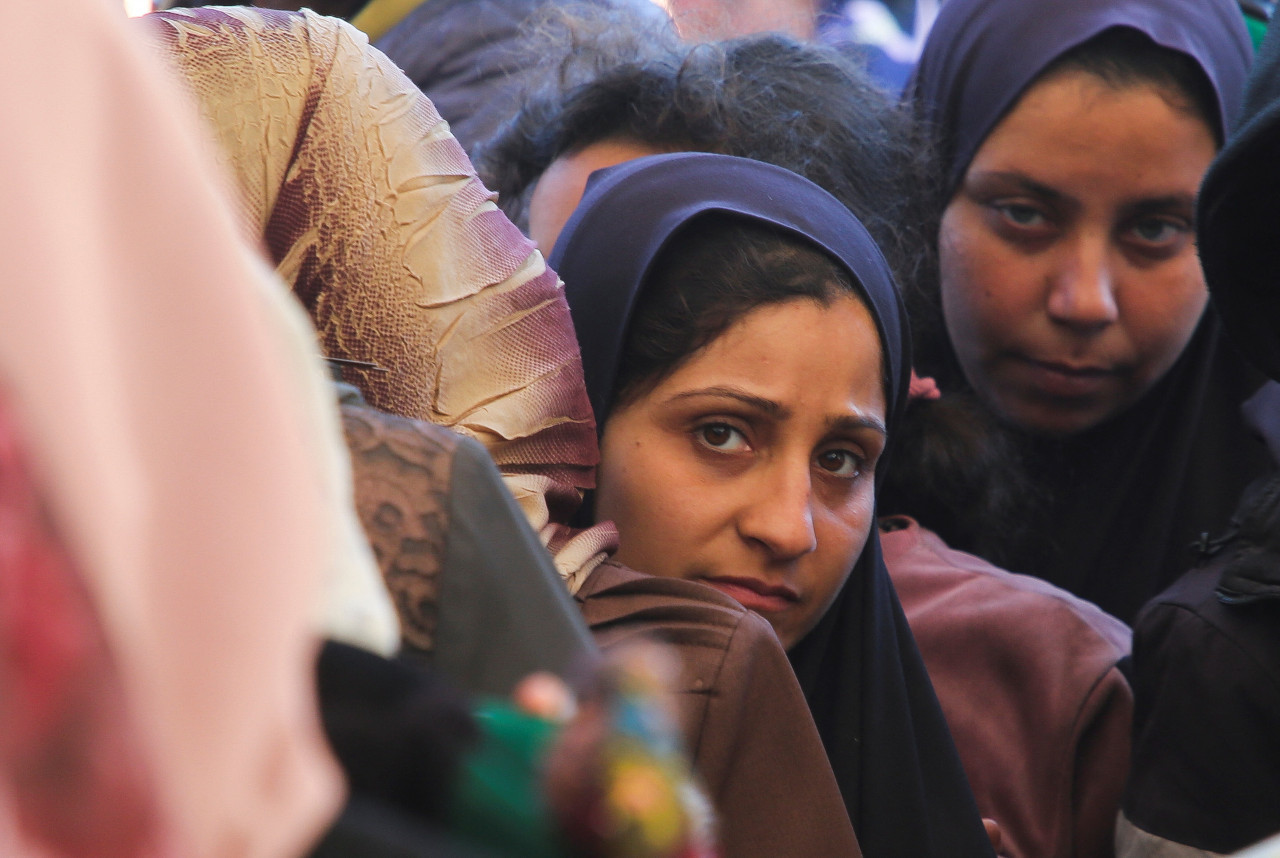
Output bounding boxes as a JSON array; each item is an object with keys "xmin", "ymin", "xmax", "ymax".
[
  {"xmin": 668, "ymin": 388, "xmax": 886, "ymax": 436},
  {"xmin": 1120, "ymin": 194, "xmax": 1198, "ymax": 219},
  {"xmin": 668, "ymin": 386, "xmax": 787, "ymax": 417},
  {"xmin": 971, "ymin": 170, "xmax": 1068, "ymax": 203},
  {"xmin": 827, "ymin": 414, "xmax": 888, "ymax": 437}
]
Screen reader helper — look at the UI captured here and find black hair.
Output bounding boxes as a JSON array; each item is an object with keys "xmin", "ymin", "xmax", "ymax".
[
  {"xmin": 476, "ymin": 19, "xmax": 936, "ymax": 304},
  {"xmin": 612, "ymin": 215, "xmax": 876, "ymax": 410},
  {"xmin": 875, "ymin": 393, "xmax": 1038, "ymax": 560}
]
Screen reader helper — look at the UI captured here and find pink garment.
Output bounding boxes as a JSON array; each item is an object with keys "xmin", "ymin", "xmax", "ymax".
[
  {"xmin": 0, "ymin": 392, "xmax": 165, "ymax": 858},
  {"xmin": 882, "ymin": 517, "xmax": 1132, "ymax": 858},
  {"xmin": 908, "ymin": 369, "xmax": 942, "ymax": 401},
  {"xmin": 0, "ymin": 1, "xmax": 341, "ymax": 855}
]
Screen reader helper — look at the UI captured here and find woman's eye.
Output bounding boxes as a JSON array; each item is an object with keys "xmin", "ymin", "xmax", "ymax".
[
  {"xmin": 1127, "ymin": 217, "xmax": 1187, "ymax": 249},
  {"xmin": 996, "ymin": 203, "xmax": 1047, "ymax": 229},
  {"xmin": 697, "ymin": 423, "xmax": 748, "ymax": 452},
  {"xmin": 815, "ymin": 449, "xmax": 861, "ymax": 478}
]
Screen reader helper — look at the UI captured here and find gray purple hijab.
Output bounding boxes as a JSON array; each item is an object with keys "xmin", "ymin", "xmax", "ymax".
[
  {"xmin": 910, "ymin": 0, "xmax": 1252, "ymax": 192},
  {"xmin": 551, "ymin": 152, "xmax": 994, "ymax": 858},
  {"xmin": 906, "ymin": 0, "xmax": 1269, "ymax": 623}
]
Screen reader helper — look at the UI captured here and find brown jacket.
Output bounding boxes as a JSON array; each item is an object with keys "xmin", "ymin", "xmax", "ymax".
[
  {"xmin": 883, "ymin": 517, "xmax": 1132, "ymax": 858},
  {"xmin": 577, "ymin": 561, "xmax": 861, "ymax": 858}
]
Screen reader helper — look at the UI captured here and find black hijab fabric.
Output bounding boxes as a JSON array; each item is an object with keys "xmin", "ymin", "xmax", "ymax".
[
  {"xmin": 551, "ymin": 152, "xmax": 993, "ymax": 858},
  {"xmin": 1199, "ymin": 9, "xmax": 1280, "ymax": 382},
  {"xmin": 908, "ymin": 0, "xmax": 1270, "ymax": 623}
]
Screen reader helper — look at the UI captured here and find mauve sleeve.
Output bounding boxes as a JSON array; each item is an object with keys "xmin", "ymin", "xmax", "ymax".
[{"xmin": 1071, "ymin": 665, "xmax": 1133, "ymax": 858}]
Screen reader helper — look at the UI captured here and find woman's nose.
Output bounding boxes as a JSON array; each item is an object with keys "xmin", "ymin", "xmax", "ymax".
[
  {"xmin": 1046, "ymin": 237, "xmax": 1120, "ymax": 332},
  {"xmin": 737, "ymin": 464, "xmax": 819, "ymax": 560}
]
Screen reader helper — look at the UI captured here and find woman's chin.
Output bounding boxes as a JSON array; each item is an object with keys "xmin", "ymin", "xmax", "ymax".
[{"xmin": 985, "ymin": 386, "xmax": 1128, "ymax": 439}]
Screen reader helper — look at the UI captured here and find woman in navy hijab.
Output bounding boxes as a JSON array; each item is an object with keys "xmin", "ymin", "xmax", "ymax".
[
  {"xmin": 553, "ymin": 151, "xmax": 995, "ymax": 858},
  {"xmin": 906, "ymin": 0, "xmax": 1268, "ymax": 623}
]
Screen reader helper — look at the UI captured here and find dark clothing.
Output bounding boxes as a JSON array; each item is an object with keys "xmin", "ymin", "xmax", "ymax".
[
  {"xmin": 316, "ymin": 642, "xmax": 479, "ymax": 827},
  {"xmin": 312, "ymin": 797, "xmax": 503, "ymax": 858},
  {"xmin": 1124, "ymin": 473, "xmax": 1280, "ymax": 854},
  {"xmin": 577, "ymin": 562, "xmax": 862, "ymax": 858},
  {"xmin": 1121, "ymin": 16, "xmax": 1280, "ymax": 848},
  {"xmin": 1199, "ymin": 7, "xmax": 1280, "ymax": 382},
  {"xmin": 342, "ymin": 400, "xmax": 596, "ymax": 697},
  {"xmin": 1003, "ymin": 328, "xmax": 1270, "ymax": 623},
  {"xmin": 435, "ymin": 429, "xmax": 597, "ymax": 692}
]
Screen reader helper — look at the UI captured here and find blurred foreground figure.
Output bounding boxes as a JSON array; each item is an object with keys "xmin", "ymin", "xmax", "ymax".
[
  {"xmin": 0, "ymin": 394, "xmax": 165, "ymax": 857},
  {"xmin": 0, "ymin": 0, "xmax": 348, "ymax": 855},
  {"xmin": 312, "ymin": 639, "xmax": 717, "ymax": 858}
]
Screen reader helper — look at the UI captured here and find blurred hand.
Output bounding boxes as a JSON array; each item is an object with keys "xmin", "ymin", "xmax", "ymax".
[{"xmin": 512, "ymin": 672, "xmax": 577, "ymax": 723}]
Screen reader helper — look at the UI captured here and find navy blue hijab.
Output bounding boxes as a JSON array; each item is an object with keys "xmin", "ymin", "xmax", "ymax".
[
  {"xmin": 551, "ymin": 152, "xmax": 993, "ymax": 858},
  {"xmin": 910, "ymin": 0, "xmax": 1251, "ymax": 193},
  {"xmin": 907, "ymin": 0, "xmax": 1267, "ymax": 623}
]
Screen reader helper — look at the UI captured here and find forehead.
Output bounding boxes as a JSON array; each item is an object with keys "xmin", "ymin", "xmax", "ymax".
[
  {"xmin": 654, "ymin": 296, "xmax": 887, "ymax": 421},
  {"xmin": 968, "ymin": 69, "xmax": 1217, "ymax": 194},
  {"xmin": 528, "ymin": 138, "xmax": 667, "ymax": 253}
]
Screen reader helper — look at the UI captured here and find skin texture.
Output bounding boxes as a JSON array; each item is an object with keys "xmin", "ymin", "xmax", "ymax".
[
  {"xmin": 938, "ymin": 69, "xmax": 1217, "ymax": 437},
  {"xmin": 595, "ymin": 296, "xmax": 887, "ymax": 649},
  {"xmin": 528, "ymin": 138, "xmax": 666, "ymax": 254},
  {"xmin": 660, "ymin": 0, "xmax": 818, "ymax": 41}
]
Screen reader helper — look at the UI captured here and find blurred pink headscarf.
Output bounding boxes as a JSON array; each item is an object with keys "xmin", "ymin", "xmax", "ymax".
[{"xmin": 0, "ymin": 1, "xmax": 343, "ymax": 855}]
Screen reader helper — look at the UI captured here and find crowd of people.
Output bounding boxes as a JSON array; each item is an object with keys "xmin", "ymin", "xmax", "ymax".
[{"xmin": 2, "ymin": 0, "xmax": 1279, "ymax": 856}]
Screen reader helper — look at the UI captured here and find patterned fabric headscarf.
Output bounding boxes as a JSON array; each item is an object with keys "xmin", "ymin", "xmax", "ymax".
[{"xmin": 145, "ymin": 7, "xmax": 615, "ymax": 590}]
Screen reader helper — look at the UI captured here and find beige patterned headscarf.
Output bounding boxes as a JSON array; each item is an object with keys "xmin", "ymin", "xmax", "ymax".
[{"xmin": 146, "ymin": 7, "xmax": 615, "ymax": 590}]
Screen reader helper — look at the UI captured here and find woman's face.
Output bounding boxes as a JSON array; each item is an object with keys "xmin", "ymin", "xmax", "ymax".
[
  {"xmin": 938, "ymin": 69, "xmax": 1217, "ymax": 437},
  {"xmin": 595, "ymin": 295, "xmax": 887, "ymax": 649}
]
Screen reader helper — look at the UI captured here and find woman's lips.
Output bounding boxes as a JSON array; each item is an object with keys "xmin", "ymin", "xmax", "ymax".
[
  {"xmin": 1017, "ymin": 356, "xmax": 1119, "ymax": 399},
  {"xmin": 702, "ymin": 576, "xmax": 799, "ymax": 614}
]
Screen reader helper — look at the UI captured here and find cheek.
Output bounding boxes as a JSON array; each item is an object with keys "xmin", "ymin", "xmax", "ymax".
[
  {"xmin": 1126, "ymin": 263, "xmax": 1208, "ymax": 381},
  {"xmin": 938, "ymin": 210, "xmax": 999, "ymax": 353},
  {"xmin": 822, "ymin": 490, "xmax": 875, "ymax": 569},
  {"xmin": 596, "ymin": 430, "xmax": 709, "ymax": 579},
  {"xmin": 939, "ymin": 207, "xmax": 1041, "ymax": 368},
  {"xmin": 805, "ymin": 491, "xmax": 876, "ymax": 618},
  {"xmin": 595, "ymin": 446, "xmax": 664, "ymax": 541}
]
